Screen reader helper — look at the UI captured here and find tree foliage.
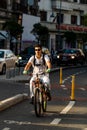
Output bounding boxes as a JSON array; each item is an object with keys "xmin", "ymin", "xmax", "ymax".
[
  {"xmin": 31, "ymin": 23, "xmax": 49, "ymax": 46},
  {"xmin": 3, "ymin": 20, "xmax": 23, "ymax": 38},
  {"xmin": 2, "ymin": 20, "xmax": 23, "ymax": 52}
]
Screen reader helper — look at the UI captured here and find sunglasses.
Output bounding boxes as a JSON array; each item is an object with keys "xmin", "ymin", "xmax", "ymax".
[{"xmin": 35, "ymin": 49, "xmax": 41, "ymax": 51}]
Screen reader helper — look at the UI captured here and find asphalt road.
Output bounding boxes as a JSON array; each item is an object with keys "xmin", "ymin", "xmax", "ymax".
[{"xmin": 0, "ymin": 66, "xmax": 87, "ymax": 130}]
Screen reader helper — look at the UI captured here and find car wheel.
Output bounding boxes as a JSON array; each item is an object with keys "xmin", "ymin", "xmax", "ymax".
[{"xmin": 2, "ymin": 65, "xmax": 6, "ymax": 75}]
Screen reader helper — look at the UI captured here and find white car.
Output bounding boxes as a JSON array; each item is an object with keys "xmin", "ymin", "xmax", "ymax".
[{"xmin": 0, "ymin": 49, "xmax": 18, "ymax": 74}]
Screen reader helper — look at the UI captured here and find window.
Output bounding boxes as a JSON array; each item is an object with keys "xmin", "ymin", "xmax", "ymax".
[
  {"xmin": 74, "ymin": 0, "xmax": 77, "ymax": 2},
  {"xmin": 71, "ymin": 15, "xmax": 77, "ymax": 25},
  {"xmin": 80, "ymin": 16, "xmax": 84, "ymax": 25},
  {"xmin": 0, "ymin": 0, "xmax": 7, "ymax": 9},
  {"xmin": 40, "ymin": 11, "xmax": 47, "ymax": 21},
  {"xmin": 80, "ymin": 0, "xmax": 87, "ymax": 4}
]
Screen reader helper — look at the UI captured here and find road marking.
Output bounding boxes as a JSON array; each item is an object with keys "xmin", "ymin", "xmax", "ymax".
[
  {"xmin": 79, "ymin": 88, "xmax": 85, "ymax": 91},
  {"xmin": 4, "ymin": 120, "xmax": 31, "ymax": 125},
  {"xmin": 25, "ymin": 83, "xmax": 29, "ymax": 86},
  {"xmin": 62, "ymin": 87, "xmax": 68, "ymax": 90},
  {"xmin": 60, "ymin": 101, "xmax": 75, "ymax": 114},
  {"xmin": 50, "ymin": 118, "xmax": 61, "ymax": 125},
  {"xmin": 2, "ymin": 128, "xmax": 10, "ymax": 130},
  {"xmin": 60, "ymin": 84, "xmax": 66, "ymax": 87},
  {"xmin": 50, "ymin": 101, "xmax": 75, "ymax": 125},
  {"xmin": 62, "ymin": 70, "xmax": 86, "ymax": 84}
]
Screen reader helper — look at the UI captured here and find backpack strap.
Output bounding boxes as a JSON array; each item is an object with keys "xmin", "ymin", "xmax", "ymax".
[
  {"xmin": 33, "ymin": 53, "xmax": 45, "ymax": 66},
  {"xmin": 42, "ymin": 53, "xmax": 45, "ymax": 65},
  {"xmin": 33, "ymin": 55, "xmax": 35, "ymax": 66}
]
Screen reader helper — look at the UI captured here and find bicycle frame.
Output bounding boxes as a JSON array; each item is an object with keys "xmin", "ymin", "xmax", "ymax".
[{"xmin": 33, "ymin": 73, "xmax": 47, "ymax": 117}]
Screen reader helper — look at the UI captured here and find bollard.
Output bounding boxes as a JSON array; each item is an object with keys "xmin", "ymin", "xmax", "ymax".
[
  {"xmin": 71, "ymin": 75, "xmax": 75, "ymax": 100},
  {"xmin": 10, "ymin": 68, "xmax": 15, "ymax": 77},
  {"xmin": 15, "ymin": 67, "xmax": 20, "ymax": 76},
  {"xmin": 60, "ymin": 67, "xmax": 62, "ymax": 85},
  {"xmin": 6, "ymin": 69, "xmax": 11, "ymax": 79}
]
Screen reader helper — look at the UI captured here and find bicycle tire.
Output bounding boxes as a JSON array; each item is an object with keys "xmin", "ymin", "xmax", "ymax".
[
  {"xmin": 34, "ymin": 88, "xmax": 42, "ymax": 117},
  {"xmin": 42, "ymin": 93, "xmax": 47, "ymax": 112}
]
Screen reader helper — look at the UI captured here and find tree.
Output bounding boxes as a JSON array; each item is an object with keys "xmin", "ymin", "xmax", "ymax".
[
  {"xmin": 2, "ymin": 20, "xmax": 23, "ymax": 53},
  {"xmin": 31, "ymin": 23, "xmax": 49, "ymax": 46},
  {"xmin": 83, "ymin": 14, "xmax": 87, "ymax": 26}
]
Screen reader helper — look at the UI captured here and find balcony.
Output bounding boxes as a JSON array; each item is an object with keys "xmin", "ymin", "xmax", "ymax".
[{"xmin": 51, "ymin": 0, "xmax": 87, "ymax": 13}]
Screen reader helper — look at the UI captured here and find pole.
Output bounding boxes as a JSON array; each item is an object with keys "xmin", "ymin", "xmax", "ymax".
[
  {"xmin": 71, "ymin": 75, "xmax": 75, "ymax": 100},
  {"xmin": 60, "ymin": 67, "xmax": 62, "ymax": 85},
  {"xmin": 58, "ymin": 0, "xmax": 62, "ymax": 49}
]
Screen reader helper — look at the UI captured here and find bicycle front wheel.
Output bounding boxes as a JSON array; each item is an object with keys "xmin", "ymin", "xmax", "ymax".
[
  {"xmin": 34, "ymin": 88, "xmax": 42, "ymax": 117},
  {"xmin": 42, "ymin": 93, "xmax": 47, "ymax": 112}
]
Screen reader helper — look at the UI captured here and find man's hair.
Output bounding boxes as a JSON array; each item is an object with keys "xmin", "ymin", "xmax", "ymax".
[{"xmin": 34, "ymin": 44, "xmax": 42, "ymax": 49}]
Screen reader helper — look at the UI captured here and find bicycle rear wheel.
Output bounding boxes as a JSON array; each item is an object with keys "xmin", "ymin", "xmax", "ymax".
[{"xmin": 34, "ymin": 88, "xmax": 42, "ymax": 117}]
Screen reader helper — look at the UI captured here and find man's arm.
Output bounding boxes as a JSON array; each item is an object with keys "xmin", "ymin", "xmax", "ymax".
[
  {"xmin": 46, "ymin": 60, "xmax": 51, "ymax": 69},
  {"xmin": 24, "ymin": 62, "xmax": 32, "ymax": 71},
  {"xmin": 23, "ymin": 56, "xmax": 34, "ymax": 74},
  {"xmin": 23, "ymin": 61, "xmax": 32, "ymax": 74}
]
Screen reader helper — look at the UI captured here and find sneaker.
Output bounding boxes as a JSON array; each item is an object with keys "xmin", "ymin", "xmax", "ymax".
[{"xmin": 30, "ymin": 96, "xmax": 34, "ymax": 104}]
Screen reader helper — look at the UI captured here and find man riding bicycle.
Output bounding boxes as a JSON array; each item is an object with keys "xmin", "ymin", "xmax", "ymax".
[{"xmin": 23, "ymin": 44, "xmax": 51, "ymax": 104}]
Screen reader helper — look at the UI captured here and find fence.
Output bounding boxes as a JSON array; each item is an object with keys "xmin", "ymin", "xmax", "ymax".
[{"xmin": 6, "ymin": 67, "xmax": 24, "ymax": 79}]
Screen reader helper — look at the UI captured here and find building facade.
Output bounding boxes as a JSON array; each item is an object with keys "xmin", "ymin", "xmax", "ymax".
[
  {"xmin": 0, "ymin": 0, "xmax": 87, "ymax": 52},
  {"xmin": 0, "ymin": 0, "xmax": 29, "ymax": 50},
  {"xmin": 38, "ymin": 0, "xmax": 87, "ymax": 51}
]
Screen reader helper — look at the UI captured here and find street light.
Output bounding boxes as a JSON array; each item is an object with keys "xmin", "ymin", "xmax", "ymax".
[
  {"xmin": 50, "ymin": 0, "xmax": 62, "ymax": 50},
  {"xmin": 57, "ymin": 0, "xmax": 62, "ymax": 50}
]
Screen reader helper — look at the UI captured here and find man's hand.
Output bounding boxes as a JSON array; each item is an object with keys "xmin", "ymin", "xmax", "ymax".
[
  {"xmin": 23, "ymin": 70, "xmax": 27, "ymax": 75},
  {"xmin": 46, "ymin": 68, "xmax": 51, "ymax": 73}
]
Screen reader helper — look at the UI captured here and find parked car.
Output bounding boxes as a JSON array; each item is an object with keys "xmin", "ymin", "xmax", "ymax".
[
  {"xmin": 0, "ymin": 49, "xmax": 18, "ymax": 74},
  {"xmin": 57, "ymin": 48, "xmax": 86, "ymax": 66},
  {"xmin": 17, "ymin": 46, "xmax": 51, "ymax": 67}
]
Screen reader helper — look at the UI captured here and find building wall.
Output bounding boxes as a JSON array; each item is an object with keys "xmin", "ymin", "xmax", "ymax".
[{"xmin": 38, "ymin": 0, "xmax": 87, "ymax": 51}]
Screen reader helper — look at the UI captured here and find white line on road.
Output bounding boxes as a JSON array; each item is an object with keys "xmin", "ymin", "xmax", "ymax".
[
  {"xmin": 79, "ymin": 88, "xmax": 86, "ymax": 91},
  {"xmin": 2, "ymin": 128, "xmax": 10, "ymax": 130},
  {"xmin": 50, "ymin": 118, "xmax": 61, "ymax": 125},
  {"xmin": 60, "ymin": 101, "xmax": 75, "ymax": 114},
  {"xmin": 50, "ymin": 101, "xmax": 75, "ymax": 125}
]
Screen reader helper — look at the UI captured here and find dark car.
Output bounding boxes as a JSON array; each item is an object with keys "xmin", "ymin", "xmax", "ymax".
[
  {"xmin": 52, "ymin": 50, "xmax": 63, "ymax": 64},
  {"xmin": 17, "ymin": 46, "xmax": 35, "ymax": 67},
  {"xmin": 57, "ymin": 48, "xmax": 86, "ymax": 66}
]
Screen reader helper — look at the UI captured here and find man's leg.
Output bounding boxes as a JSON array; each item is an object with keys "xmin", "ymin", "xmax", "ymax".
[
  {"xmin": 29, "ymin": 77, "xmax": 35, "ymax": 104},
  {"xmin": 41, "ymin": 76, "xmax": 51, "ymax": 101}
]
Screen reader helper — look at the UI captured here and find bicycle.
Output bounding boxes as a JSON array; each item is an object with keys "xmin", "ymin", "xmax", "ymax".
[{"xmin": 32, "ymin": 73, "xmax": 49, "ymax": 117}]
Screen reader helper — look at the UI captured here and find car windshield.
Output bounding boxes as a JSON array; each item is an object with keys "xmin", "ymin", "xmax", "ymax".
[
  {"xmin": 0, "ymin": 51, "xmax": 4, "ymax": 58},
  {"xmin": 63, "ymin": 49, "xmax": 76, "ymax": 54}
]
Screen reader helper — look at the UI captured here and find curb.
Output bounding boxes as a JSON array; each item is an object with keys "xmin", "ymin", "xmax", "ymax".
[{"xmin": 0, "ymin": 93, "xmax": 28, "ymax": 111}]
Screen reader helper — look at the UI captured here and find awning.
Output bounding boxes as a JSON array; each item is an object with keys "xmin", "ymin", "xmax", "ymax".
[{"xmin": 0, "ymin": 31, "xmax": 8, "ymax": 40}]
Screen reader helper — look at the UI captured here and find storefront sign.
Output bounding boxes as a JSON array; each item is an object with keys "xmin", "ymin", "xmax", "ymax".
[{"xmin": 56, "ymin": 24, "xmax": 87, "ymax": 32}]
